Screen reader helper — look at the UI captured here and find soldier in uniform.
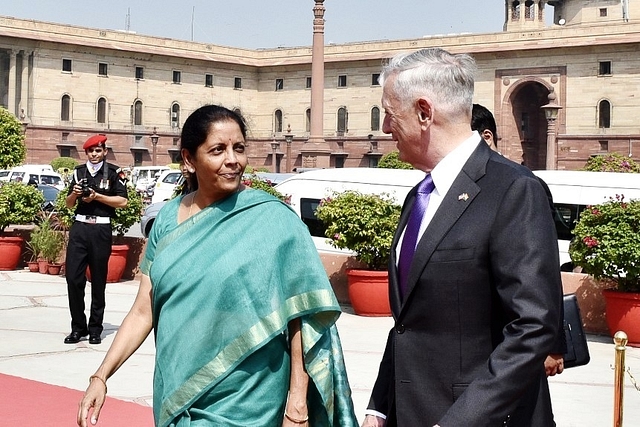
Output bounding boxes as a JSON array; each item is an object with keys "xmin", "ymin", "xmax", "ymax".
[{"xmin": 63, "ymin": 135, "xmax": 128, "ymax": 345}]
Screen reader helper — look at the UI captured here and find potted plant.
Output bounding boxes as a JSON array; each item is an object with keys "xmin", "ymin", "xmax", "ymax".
[
  {"xmin": 53, "ymin": 184, "xmax": 144, "ymax": 282},
  {"xmin": 0, "ymin": 182, "xmax": 45, "ymax": 270},
  {"xmin": 569, "ymin": 194, "xmax": 640, "ymax": 346},
  {"xmin": 315, "ymin": 190, "xmax": 401, "ymax": 316}
]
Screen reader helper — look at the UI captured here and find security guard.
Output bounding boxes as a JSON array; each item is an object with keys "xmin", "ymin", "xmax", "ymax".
[{"xmin": 64, "ymin": 135, "xmax": 128, "ymax": 345}]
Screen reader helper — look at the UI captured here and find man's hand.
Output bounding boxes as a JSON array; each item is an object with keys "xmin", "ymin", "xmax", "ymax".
[
  {"xmin": 544, "ymin": 354, "xmax": 564, "ymax": 376},
  {"xmin": 362, "ymin": 414, "xmax": 385, "ymax": 427}
]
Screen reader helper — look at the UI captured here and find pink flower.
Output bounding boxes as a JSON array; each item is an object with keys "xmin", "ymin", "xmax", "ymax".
[
  {"xmin": 333, "ymin": 233, "xmax": 341, "ymax": 241},
  {"xmin": 583, "ymin": 236, "xmax": 598, "ymax": 248}
]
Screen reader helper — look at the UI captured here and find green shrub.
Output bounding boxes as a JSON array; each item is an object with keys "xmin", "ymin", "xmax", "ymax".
[
  {"xmin": 315, "ymin": 191, "xmax": 401, "ymax": 270},
  {"xmin": 569, "ymin": 195, "xmax": 640, "ymax": 292},
  {"xmin": 0, "ymin": 182, "xmax": 44, "ymax": 233},
  {"xmin": 0, "ymin": 107, "xmax": 27, "ymax": 170},
  {"xmin": 581, "ymin": 153, "xmax": 640, "ymax": 173},
  {"xmin": 242, "ymin": 174, "xmax": 289, "ymax": 203},
  {"xmin": 378, "ymin": 151, "xmax": 413, "ymax": 170}
]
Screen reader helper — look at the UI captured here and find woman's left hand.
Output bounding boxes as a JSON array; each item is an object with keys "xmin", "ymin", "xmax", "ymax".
[{"xmin": 282, "ymin": 402, "xmax": 309, "ymax": 427}]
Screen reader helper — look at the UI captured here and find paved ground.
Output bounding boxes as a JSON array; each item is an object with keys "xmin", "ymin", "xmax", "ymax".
[{"xmin": 1, "ymin": 270, "xmax": 640, "ymax": 426}]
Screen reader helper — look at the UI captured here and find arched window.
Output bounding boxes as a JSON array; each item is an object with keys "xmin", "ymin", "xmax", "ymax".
[
  {"xmin": 97, "ymin": 97, "xmax": 107, "ymax": 124},
  {"xmin": 598, "ymin": 100, "xmax": 611, "ymax": 128},
  {"xmin": 305, "ymin": 108, "xmax": 311, "ymax": 133},
  {"xmin": 61, "ymin": 95, "xmax": 71, "ymax": 121},
  {"xmin": 171, "ymin": 103, "xmax": 180, "ymax": 128},
  {"xmin": 525, "ymin": 0, "xmax": 534, "ymax": 19},
  {"xmin": 274, "ymin": 109, "xmax": 283, "ymax": 133},
  {"xmin": 370, "ymin": 107, "xmax": 380, "ymax": 131},
  {"xmin": 134, "ymin": 100, "xmax": 143, "ymax": 126},
  {"xmin": 512, "ymin": 1, "xmax": 520, "ymax": 20},
  {"xmin": 337, "ymin": 107, "xmax": 348, "ymax": 134}
]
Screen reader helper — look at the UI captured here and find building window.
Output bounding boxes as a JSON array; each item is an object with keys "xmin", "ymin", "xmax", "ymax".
[
  {"xmin": 338, "ymin": 75, "xmax": 347, "ymax": 88},
  {"xmin": 525, "ymin": 0, "xmax": 534, "ymax": 19},
  {"xmin": 337, "ymin": 107, "xmax": 348, "ymax": 134},
  {"xmin": 599, "ymin": 61, "xmax": 612, "ymax": 75},
  {"xmin": 134, "ymin": 100, "xmax": 143, "ymax": 126},
  {"xmin": 306, "ymin": 77, "xmax": 312, "ymax": 89},
  {"xmin": 173, "ymin": 137, "xmax": 179, "ymax": 146},
  {"xmin": 599, "ymin": 140, "xmax": 609, "ymax": 151},
  {"xmin": 98, "ymin": 62, "xmax": 108, "ymax": 76},
  {"xmin": 171, "ymin": 103, "xmax": 180, "ymax": 128},
  {"xmin": 275, "ymin": 78, "xmax": 284, "ymax": 91},
  {"xmin": 173, "ymin": 70, "xmax": 181, "ymax": 84},
  {"xmin": 62, "ymin": 59, "xmax": 72, "ymax": 73},
  {"xmin": 600, "ymin": 8, "xmax": 607, "ymax": 17},
  {"xmin": 598, "ymin": 100, "xmax": 611, "ymax": 128},
  {"xmin": 170, "ymin": 150, "xmax": 180, "ymax": 163},
  {"xmin": 97, "ymin": 97, "xmax": 107, "ymax": 124},
  {"xmin": 133, "ymin": 151, "xmax": 143, "ymax": 166},
  {"xmin": 61, "ymin": 95, "xmax": 71, "ymax": 121},
  {"xmin": 60, "ymin": 147, "xmax": 71, "ymax": 158},
  {"xmin": 335, "ymin": 156, "xmax": 345, "ymax": 168},
  {"xmin": 371, "ymin": 107, "xmax": 380, "ymax": 131},
  {"xmin": 511, "ymin": 0, "xmax": 520, "ymax": 20},
  {"xmin": 62, "ymin": 132, "xmax": 69, "ymax": 141},
  {"xmin": 205, "ymin": 74, "xmax": 213, "ymax": 87},
  {"xmin": 305, "ymin": 108, "xmax": 311, "ymax": 132},
  {"xmin": 135, "ymin": 66, "xmax": 144, "ymax": 80},
  {"xmin": 274, "ymin": 110, "xmax": 283, "ymax": 133},
  {"xmin": 368, "ymin": 156, "xmax": 380, "ymax": 168},
  {"xmin": 234, "ymin": 77, "xmax": 242, "ymax": 89},
  {"xmin": 371, "ymin": 73, "xmax": 380, "ymax": 86}
]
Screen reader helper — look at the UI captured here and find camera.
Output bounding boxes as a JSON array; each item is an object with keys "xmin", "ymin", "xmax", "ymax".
[{"xmin": 79, "ymin": 178, "xmax": 92, "ymax": 197}]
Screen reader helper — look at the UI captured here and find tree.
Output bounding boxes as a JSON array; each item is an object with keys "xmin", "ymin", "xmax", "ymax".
[
  {"xmin": 51, "ymin": 157, "xmax": 78, "ymax": 173},
  {"xmin": 0, "ymin": 107, "xmax": 26, "ymax": 170},
  {"xmin": 377, "ymin": 151, "xmax": 413, "ymax": 170}
]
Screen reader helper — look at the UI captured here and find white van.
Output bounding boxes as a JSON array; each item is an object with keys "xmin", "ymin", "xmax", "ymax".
[
  {"xmin": 7, "ymin": 165, "xmax": 65, "ymax": 190},
  {"xmin": 275, "ymin": 168, "xmax": 425, "ymax": 254},
  {"xmin": 132, "ymin": 166, "xmax": 170, "ymax": 192},
  {"xmin": 533, "ymin": 170, "xmax": 640, "ymax": 270}
]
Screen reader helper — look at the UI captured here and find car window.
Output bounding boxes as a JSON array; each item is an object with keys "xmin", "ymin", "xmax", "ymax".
[
  {"xmin": 162, "ymin": 172, "xmax": 181, "ymax": 184},
  {"xmin": 0, "ymin": 171, "xmax": 10, "ymax": 178},
  {"xmin": 300, "ymin": 198, "xmax": 325, "ymax": 237},
  {"xmin": 41, "ymin": 175, "xmax": 62, "ymax": 185}
]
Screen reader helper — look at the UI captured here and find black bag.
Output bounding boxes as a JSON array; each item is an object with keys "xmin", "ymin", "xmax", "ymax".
[{"xmin": 563, "ymin": 293, "xmax": 590, "ymax": 368}]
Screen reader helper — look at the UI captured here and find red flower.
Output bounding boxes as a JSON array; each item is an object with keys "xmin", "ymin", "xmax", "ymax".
[{"xmin": 582, "ymin": 236, "xmax": 598, "ymax": 248}]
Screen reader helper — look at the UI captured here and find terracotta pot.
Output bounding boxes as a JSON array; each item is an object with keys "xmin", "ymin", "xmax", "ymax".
[
  {"xmin": 0, "ymin": 236, "xmax": 24, "ymax": 271},
  {"xmin": 27, "ymin": 261, "xmax": 39, "ymax": 272},
  {"xmin": 38, "ymin": 259, "xmax": 49, "ymax": 274},
  {"xmin": 47, "ymin": 263, "xmax": 62, "ymax": 275},
  {"xmin": 86, "ymin": 244, "xmax": 130, "ymax": 283},
  {"xmin": 346, "ymin": 269, "xmax": 391, "ymax": 317},
  {"xmin": 602, "ymin": 289, "xmax": 640, "ymax": 347}
]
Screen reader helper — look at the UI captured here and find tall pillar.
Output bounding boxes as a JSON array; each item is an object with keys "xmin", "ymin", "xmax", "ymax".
[
  {"xmin": 19, "ymin": 50, "xmax": 30, "ymax": 121},
  {"xmin": 7, "ymin": 50, "xmax": 18, "ymax": 115},
  {"xmin": 302, "ymin": 0, "xmax": 331, "ymax": 169}
]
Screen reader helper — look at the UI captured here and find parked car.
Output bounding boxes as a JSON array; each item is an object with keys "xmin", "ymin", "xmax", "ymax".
[
  {"xmin": 132, "ymin": 166, "xmax": 170, "ymax": 193},
  {"xmin": 150, "ymin": 170, "xmax": 182, "ymax": 204},
  {"xmin": 7, "ymin": 166, "xmax": 65, "ymax": 190},
  {"xmin": 0, "ymin": 170, "xmax": 10, "ymax": 182},
  {"xmin": 37, "ymin": 184, "xmax": 60, "ymax": 211}
]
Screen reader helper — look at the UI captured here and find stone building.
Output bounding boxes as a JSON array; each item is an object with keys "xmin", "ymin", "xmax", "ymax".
[{"xmin": 1, "ymin": 0, "xmax": 639, "ymax": 171}]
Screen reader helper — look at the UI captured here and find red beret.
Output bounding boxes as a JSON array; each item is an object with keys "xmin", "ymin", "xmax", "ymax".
[{"xmin": 83, "ymin": 134, "xmax": 107, "ymax": 150}]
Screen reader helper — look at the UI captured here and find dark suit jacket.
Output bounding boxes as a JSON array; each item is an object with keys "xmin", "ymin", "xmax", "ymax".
[{"xmin": 367, "ymin": 142, "xmax": 563, "ymax": 426}]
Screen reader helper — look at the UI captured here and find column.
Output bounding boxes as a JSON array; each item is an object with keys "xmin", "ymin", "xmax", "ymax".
[
  {"xmin": 7, "ymin": 49, "xmax": 18, "ymax": 115},
  {"xmin": 19, "ymin": 50, "xmax": 31, "ymax": 121}
]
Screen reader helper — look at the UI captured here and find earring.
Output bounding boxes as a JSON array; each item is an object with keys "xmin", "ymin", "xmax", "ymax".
[{"xmin": 188, "ymin": 168, "xmax": 195, "ymax": 173}]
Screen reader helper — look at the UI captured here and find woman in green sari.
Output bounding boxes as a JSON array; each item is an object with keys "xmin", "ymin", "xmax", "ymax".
[{"xmin": 78, "ymin": 105, "xmax": 358, "ymax": 427}]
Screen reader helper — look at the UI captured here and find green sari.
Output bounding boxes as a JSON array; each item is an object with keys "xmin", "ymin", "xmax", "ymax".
[{"xmin": 140, "ymin": 189, "xmax": 357, "ymax": 427}]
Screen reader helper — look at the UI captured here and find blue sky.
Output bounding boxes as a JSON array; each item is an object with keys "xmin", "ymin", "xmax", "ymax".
[{"xmin": 0, "ymin": 1, "xmax": 525, "ymax": 49}]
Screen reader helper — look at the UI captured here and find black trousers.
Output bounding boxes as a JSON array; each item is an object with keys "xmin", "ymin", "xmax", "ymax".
[{"xmin": 65, "ymin": 221, "xmax": 112, "ymax": 336}]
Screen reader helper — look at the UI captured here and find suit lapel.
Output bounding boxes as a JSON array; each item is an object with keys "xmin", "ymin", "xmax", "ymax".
[{"xmin": 398, "ymin": 143, "xmax": 492, "ymax": 314}]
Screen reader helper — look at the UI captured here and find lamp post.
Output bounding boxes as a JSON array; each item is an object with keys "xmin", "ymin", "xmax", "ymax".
[
  {"xmin": 151, "ymin": 127, "xmax": 159, "ymax": 166},
  {"xmin": 540, "ymin": 88, "xmax": 562, "ymax": 170},
  {"xmin": 270, "ymin": 137, "xmax": 280, "ymax": 173},
  {"xmin": 284, "ymin": 124, "xmax": 293, "ymax": 173}
]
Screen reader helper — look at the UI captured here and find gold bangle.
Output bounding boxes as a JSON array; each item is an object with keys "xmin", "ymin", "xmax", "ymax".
[
  {"xmin": 89, "ymin": 375, "xmax": 108, "ymax": 393},
  {"xmin": 284, "ymin": 411, "xmax": 308, "ymax": 424}
]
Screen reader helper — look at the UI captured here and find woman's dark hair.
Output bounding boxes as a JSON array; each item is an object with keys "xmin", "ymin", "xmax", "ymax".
[{"xmin": 180, "ymin": 105, "xmax": 247, "ymax": 190}]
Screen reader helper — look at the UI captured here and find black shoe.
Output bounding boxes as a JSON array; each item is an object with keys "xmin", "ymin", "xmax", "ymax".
[
  {"xmin": 64, "ymin": 331, "xmax": 88, "ymax": 344},
  {"xmin": 89, "ymin": 334, "xmax": 102, "ymax": 345}
]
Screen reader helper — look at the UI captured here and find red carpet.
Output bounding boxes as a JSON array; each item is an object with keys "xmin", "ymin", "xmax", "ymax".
[{"xmin": 0, "ymin": 373, "xmax": 153, "ymax": 426}]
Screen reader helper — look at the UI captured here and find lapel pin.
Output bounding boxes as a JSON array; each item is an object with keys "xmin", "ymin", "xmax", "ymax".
[{"xmin": 458, "ymin": 193, "xmax": 469, "ymax": 201}]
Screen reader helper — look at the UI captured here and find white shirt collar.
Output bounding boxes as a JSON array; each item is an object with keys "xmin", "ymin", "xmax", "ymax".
[
  {"xmin": 430, "ymin": 131, "xmax": 482, "ymax": 199},
  {"xmin": 86, "ymin": 161, "xmax": 104, "ymax": 176}
]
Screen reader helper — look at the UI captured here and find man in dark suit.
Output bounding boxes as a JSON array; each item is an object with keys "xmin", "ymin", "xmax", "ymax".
[{"xmin": 363, "ymin": 48, "xmax": 563, "ymax": 427}]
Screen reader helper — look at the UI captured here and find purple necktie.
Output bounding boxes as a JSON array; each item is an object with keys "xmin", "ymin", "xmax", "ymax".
[{"xmin": 398, "ymin": 174, "xmax": 434, "ymax": 299}]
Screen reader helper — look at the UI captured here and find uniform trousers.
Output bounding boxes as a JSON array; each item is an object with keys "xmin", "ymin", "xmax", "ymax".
[{"xmin": 66, "ymin": 221, "xmax": 112, "ymax": 336}]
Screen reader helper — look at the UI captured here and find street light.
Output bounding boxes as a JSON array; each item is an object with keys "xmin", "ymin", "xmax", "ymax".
[
  {"xmin": 270, "ymin": 136, "xmax": 280, "ymax": 173},
  {"xmin": 284, "ymin": 124, "xmax": 294, "ymax": 173},
  {"xmin": 540, "ymin": 88, "xmax": 562, "ymax": 170},
  {"xmin": 151, "ymin": 127, "xmax": 159, "ymax": 166}
]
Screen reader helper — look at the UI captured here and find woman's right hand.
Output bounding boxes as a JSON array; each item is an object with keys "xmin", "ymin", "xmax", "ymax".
[
  {"xmin": 77, "ymin": 379, "xmax": 107, "ymax": 426},
  {"xmin": 362, "ymin": 414, "xmax": 386, "ymax": 427}
]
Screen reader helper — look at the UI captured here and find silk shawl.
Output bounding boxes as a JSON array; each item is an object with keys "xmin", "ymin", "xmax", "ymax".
[{"xmin": 140, "ymin": 189, "xmax": 357, "ymax": 427}]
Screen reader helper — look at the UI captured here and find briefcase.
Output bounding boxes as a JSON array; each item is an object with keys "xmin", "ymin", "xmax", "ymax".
[{"xmin": 563, "ymin": 293, "xmax": 590, "ymax": 368}]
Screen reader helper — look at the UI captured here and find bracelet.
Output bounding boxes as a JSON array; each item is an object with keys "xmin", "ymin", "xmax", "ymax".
[
  {"xmin": 89, "ymin": 375, "xmax": 108, "ymax": 393},
  {"xmin": 284, "ymin": 411, "xmax": 309, "ymax": 424}
]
